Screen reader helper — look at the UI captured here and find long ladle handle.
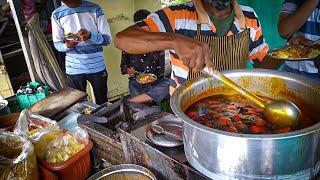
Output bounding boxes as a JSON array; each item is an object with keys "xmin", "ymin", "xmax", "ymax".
[{"xmin": 202, "ymin": 69, "xmax": 267, "ymax": 108}]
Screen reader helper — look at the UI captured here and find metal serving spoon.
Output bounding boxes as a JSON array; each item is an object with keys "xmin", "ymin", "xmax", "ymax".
[
  {"xmin": 151, "ymin": 124, "xmax": 183, "ymax": 141},
  {"xmin": 201, "ymin": 68, "xmax": 302, "ymax": 128}
]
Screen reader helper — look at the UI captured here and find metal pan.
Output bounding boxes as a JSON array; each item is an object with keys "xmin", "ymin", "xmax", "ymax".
[
  {"xmin": 268, "ymin": 46, "xmax": 320, "ymax": 61},
  {"xmin": 87, "ymin": 164, "xmax": 156, "ymax": 180},
  {"xmin": 145, "ymin": 118, "xmax": 183, "ymax": 148}
]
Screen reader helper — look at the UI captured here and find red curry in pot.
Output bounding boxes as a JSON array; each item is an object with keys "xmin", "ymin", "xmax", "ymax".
[{"xmin": 185, "ymin": 94, "xmax": 315, "ymax": 134}]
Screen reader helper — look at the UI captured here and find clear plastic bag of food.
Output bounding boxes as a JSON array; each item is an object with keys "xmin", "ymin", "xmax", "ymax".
[
  {"xmin": 0, "ymin": 131, "xmax": 38, "ymax": 180},
  {"xmin": 13, "ymin": 109, "xmax": 60, "ymax": 141},
  {"xmin": 13, "ymin": 109, "xmax": 61, "ymax": 159},
  {"xmin": 46, "ymin": 127, "xmax": 89, "ymax": 164}
]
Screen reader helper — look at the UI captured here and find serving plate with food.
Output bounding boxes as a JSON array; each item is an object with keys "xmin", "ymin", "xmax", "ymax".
[
  {"xmin": 135, "ymin": 73, "xmax": 157, "ymax": 84},
  {"xmin": 268, "ymin": 45, "xmax": 320, "ymax": 61},
  {"xmin": 62, "ymin": 32, "xmax": 80, "ymax": 41}
]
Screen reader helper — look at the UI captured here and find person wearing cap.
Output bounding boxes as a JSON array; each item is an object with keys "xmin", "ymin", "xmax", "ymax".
[
  {"xmin": 120, "ymin": 9, "xmax": 170, "ymax": 105},
  {"xmin": 116, "ymin": 0, "xmax": 277, "ymax": 94},
  {"xmin": 278, "ymin": 0, "xmax": 320, "ymax": 80}
]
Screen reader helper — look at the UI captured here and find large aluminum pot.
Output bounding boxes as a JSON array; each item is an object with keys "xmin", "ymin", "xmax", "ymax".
[{"xmin": 170, "ymin": 69, "xmax": 320, "ymax": 180}]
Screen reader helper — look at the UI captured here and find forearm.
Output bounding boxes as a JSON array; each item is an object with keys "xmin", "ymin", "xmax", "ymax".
[
  {"xmin": 90, "ymin": 32, "xmax": 112, "ymax": 45},
  {"xmin": 278, "ymin": 0, "xmax": 319, "ymax": 38},
  {"xmin": 53, "ymin": 41, "xmax": 70, "ymax": 52},
  {"xmin": 115, "ymin": 26, "xmax": 178, "ymax": 54},
  {"xmin": 116, "ymin": 25, "xmax": 212, "ymax": 70}
]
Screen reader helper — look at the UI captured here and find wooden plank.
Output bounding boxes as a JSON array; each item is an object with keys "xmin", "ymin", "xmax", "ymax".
[
  {"xmin": 78, "ymin": 119, "xmax": 125, "ymax": 165},
  {"xmin": 93, "ymin": 148, "xmax": 124, "ymax": 165},
  {"xmin": 29, "ymin": 88, "xmax": 87, "ymax": 118},
  {"xmin": 92, "ymin": 135, "xmax": 123, "ymax": 153}
]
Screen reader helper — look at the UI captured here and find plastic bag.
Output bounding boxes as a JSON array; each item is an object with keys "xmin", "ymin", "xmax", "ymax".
[
  {"xmin": 71, "ymin": 127, "xmax": 89, "ymax": 145},
  {"xmin": 13, "ymin": 109, "xmax": 61, "ymax": 159},
  {"xmin": 0, "ymin": 131, "xmax": 38, "ymax": 180},
  {"xmin": 46, "ymin": 127, "xmax": 89, "ymax": 164},
  {"xmin": 13, "ymin": 109, "xmax": 60, "ymax": 142}
]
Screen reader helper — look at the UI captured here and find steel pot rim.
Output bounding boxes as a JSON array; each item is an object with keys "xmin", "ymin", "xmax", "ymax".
[
  {"xmin": 88, "ymin": 164, "xmax": 157, "ymax": 180},
  {"xmin": 170, "ymin": 69, "xmax": 320, "ymax": 140}
]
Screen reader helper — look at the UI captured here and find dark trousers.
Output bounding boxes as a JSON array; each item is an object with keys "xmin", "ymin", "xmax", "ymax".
[{"xmin": 66, "ymin": 71, "xmax": 108, "ymax": 105}]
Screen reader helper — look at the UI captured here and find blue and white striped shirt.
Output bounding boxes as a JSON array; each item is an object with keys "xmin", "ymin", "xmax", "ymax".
[
  {"xmin": 51, "ymin": 1, "xmax": 112, "ymax": 75},
  {"xmin": 281, "ymin": 0, "xmax": 320, "ymax": 73}
]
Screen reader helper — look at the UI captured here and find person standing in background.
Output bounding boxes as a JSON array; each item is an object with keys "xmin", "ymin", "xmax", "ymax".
[
  {"xmin": 51, "ymin": 0, "xmax": 112, "ymax": 104},
  {"xmin": 278, "ymin": 0, "xmax": 320, "ymax": 80}
]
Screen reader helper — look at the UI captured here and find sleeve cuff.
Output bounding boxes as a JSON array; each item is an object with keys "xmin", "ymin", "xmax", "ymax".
[
  {"xmin": 63, "ymin": 43, "xmax": 71, "ymax": 51},
  {"xmin": 89, "ymin": 32, "xmax": 100, "ymax": 42}
]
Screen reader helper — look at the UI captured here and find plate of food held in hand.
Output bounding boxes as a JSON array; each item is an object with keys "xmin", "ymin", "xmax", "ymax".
[
  {"xmin": 136, "ymin": 73, "xmax": 157, "ymax": 85},
  {"xmin": 62, "ymin": 32, "xmax": 80, "ymax": 41},
  {"xmin": 268, "ymin": 45, "xmax": 320, "ymax": 61}
]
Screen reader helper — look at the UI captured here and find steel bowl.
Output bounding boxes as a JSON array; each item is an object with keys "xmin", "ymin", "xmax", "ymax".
[
  {"xmin": 170, "ymin": 69, "xmax": 320, "ymax": 180},
  {"xmin": 87, "ymin": 164, "xmax": 156, "ymax": 180}
]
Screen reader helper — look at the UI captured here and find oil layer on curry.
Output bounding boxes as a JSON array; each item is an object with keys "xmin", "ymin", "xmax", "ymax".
[{"xmin": 185, "ymin": 94, "xmax": 317, "ymax": 134}]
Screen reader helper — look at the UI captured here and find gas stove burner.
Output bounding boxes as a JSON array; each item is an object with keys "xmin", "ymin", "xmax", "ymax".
[{"xmin": 78, "ymin": 97, "xmax": 133, "ymax": 132}]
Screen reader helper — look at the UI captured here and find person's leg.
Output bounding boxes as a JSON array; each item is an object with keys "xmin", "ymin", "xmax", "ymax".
[
  {"xmin": 66, "ymin": 74, "xmax": 86, "ymax": 92},
  {"xmin": 129, "ymin": 93, "xmax": 153, "ymax": 104},
  {"xmin": 87, "ymin": 71, "xmax": 108, "ymax": 105},
  {"xmin": 129, "ymin": 78, "xmax": 170, "ymax": 104},
  {"xmin": 145, "ymin": 78, "xmax": 170, "ymax": 104},
  {"xmin": 128, "ymin": 80, "xmax": 154, "ymax": 104},
  {"xmin": 128, "ymin": 80, "xmax": 142, "ymax": 98}
]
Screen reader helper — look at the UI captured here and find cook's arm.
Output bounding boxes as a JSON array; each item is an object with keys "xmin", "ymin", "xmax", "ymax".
[
  {"xmin": 116, "ymin": 25, "xmax": 177, "ymax": 54},
  {"xmin": 278, "ymin": 0, "xmax": 319, "ymax": 39},
  {"xmin": 115, "ymin": 25, "xmax": 212, "ymax": 70}
]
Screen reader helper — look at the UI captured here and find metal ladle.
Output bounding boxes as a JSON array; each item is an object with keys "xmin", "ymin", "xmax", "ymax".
[{"xmin": 201, "ymin": 68, "xmax": 302, "ymax": 127}]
